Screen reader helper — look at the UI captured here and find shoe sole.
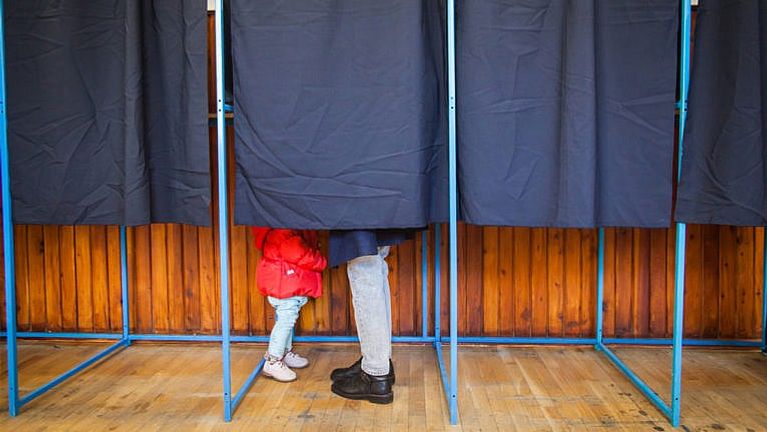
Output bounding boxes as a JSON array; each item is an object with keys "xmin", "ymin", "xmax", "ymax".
[
  {"xmin": 262, "ymin": 371, "xmax": 297, "ymax": 383},
  {"xmin": 285, "ymin": 363, "xmax": 309, "ymax": 369},
  {"xmin": 331, "ymin": 385, "xmax": 394, "ymax": 405},
  {"xmin": 331, "ymin": 373, "xmax": 395, "ymax": 386}
]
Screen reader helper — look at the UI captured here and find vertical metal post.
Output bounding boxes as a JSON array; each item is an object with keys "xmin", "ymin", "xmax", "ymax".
[
  {"xmin": 0, "ymin": 0, "xmax": 18, "ymax": 417},
  {"xmin": 434, "ymin": 224, "xmax": 441, "ymax": 344},
  {"xmin": 762, "ymin": 228, "xmax": 767, "ymax": 354},
  {"xmin": 120, "ymin": 226, "xmax": 130, "ymax": 344},
  {"xmin": 446, "ymin": 0, "xmax": 459, "ymax": 425},
  {"xmin": 214, "ymin": 0, "xmax": 233, "ymax": 422},
  {"xmin": 422, "ymin": 230, "xmax": 429, "ymax": 338},
  {"xmin": 671, "ymin": 0, "xmax": 692, "ymax": 426},
  {"xmin": 595, "ymin": 228, "xmax": 606, "ymax": 349}
]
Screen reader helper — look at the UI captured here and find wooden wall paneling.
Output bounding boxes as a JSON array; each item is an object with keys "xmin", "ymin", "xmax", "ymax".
[
  {"xmin": 27, "ymin": 225, "xmax": 46, "ymax": 330},
  {"xmin": 426, "ymin": 226, "xmax": 436, "ymax": 336},
  {"xmin": 456, "ymin": 224, "xmax": 468, "ymax": 335},
  {"xmin": 89, "ymin": 226, "xmax": 109, "ymax": 332},
  {"xmin": 230, "ymin": 225, "xmax": 250, "ymax": 335},
  {"xmin": 614, "ymin": 228, "xmax": 633, "ymax": 337},
  {"xmin": 513, "ymin": 228, "xmax": 540, "ymax": 337},
  {"xmin": 735, "ymin": 228, "xmax": 755, "ymax": 338},
  {"xmin": 580, "ymin": 229, "xmax": 596, "ymax": 338},
  {"xmin": 547, "ymin": 228, "xmax": 564, "ymax": 337},
  {"xmin": 106, "ymin": 226, "xmax": 123, "ymax": 332},
  {"xmin": 312, "ymin": 232, "xmax": 331, "ymax": 335},
  {"xmin": 182, "ymin": 224, "xmax": 202, "ymax": 332},
  {"xmin": 388, "ymin": 241, "xmax": 401, "ymax": 335},
  {"xmin": 684, "ymin": 225, "xmax": 703, "ymax": 337},
  {"xmin": 482, "ymin": 226, "xmax": 499, "ymax": 336},
  {"xmin": 166, "ymin": 224, "xmax": 186, "ymax": 333},
  {"xmin": 150, "ymin": 225, "xmax": 169, "ymax": 332},
  {"xmin": 665, "ymin": 225, "xmax": 677, "ymax": 337},
  {"xmin": 14, "ymin": 226, "xmax": 29, "ymax": 331},
  {"xmin": 330, "ymin": 264, "xmax": 349, "ymax": 335},
  {"xmin": 701, "ymin": 225, "xmax": 721, "ymax": 338},
  {"xmin": 133, "ymin": 226, "xmax": 153, "ymax": 333},
  {"xmin": 649, "ymin": 229, "xmax": 668, "ymax": 337},
  {"xmin": 530, "ymin": 228, "xmax": 548, "ymax": 336},
  {"xmin": 602, "ymin": 229, "xmax": 617, "ymax": 338},
  {"xmin": 439, "ymin": 223, "xmax": 449, "ymax": 335},
  {"xmin": 414, "ymin": 229, "xmax": 424, "ymax": 336},
  {"xmin": 719, "ymin": 226, "xmax": 738, "ymax": 338},
  {"xmin": 755, "ymin": 228, "xmax": 765, "ymax": 340},
  {"xmin": 74, "ymin": 226, "xmax": 93, "ymax": 331},
  {"xmin": 398, "ymin": 238, "xmax": 416, "ymax": 335},
  {"xmin": 564, "ymin": 229, "xmax": 582, "ymax": 337},
  {"xmin": 42, "ymin": 226, "xmax": 61, "ymax": 331},
  {"xmin": 631, "ymin": 229, "xmax": 651, "ymax": 337},
  {"xmin": 465, "ymin": 225, "xmax": 484, "ymax": 336},
  {"xmin": 498, "ymin": 228, "xmax": 514, "ymax": 336}
]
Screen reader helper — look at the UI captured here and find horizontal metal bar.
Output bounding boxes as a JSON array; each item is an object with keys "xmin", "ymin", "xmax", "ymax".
[
  {"xmin": 433, "ymin": 341, "xmax": 451, "ymax": 404},
  {"xmin": 448, "ymin": 337, "xmax": 597, "ymax": 345},
  {"xmin": 129, "ymin": 334, "xmax": 224, "ymax": 342},
  {"xmin": 0, "ymin": 332, "xmax": 760, "ymax": 348},
  {"xmin": 126, "ymin": 334, "xmax": 437, "ymax": 343},
  {"xmin": 3, "ymin": 332, "xmax": 760, "ymax": 348},
  {"xmin": 231, "ymin": 358, "xmax": 265, "ymax": 412},
  {"xmin": 597, "ymin": 343, "xmax": 672, "ymax": 419},
  {"xmin": 604, "ymin": 338, "xmax": 761, "ymax": 347},
  {"xmin": 0, "ymin": 332, "xmax": 123, "ymax": 340},
  {"xmin": 19, "ymin": 339, "xmax": 128, "ymax": 407}
]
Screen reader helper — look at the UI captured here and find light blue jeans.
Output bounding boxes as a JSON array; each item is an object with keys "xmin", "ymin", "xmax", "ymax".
[
  {"xmin": 347, "ymin": 246, "xmax": 392, "ymax": 376},
  {"xmin": 267, "ymin": 295, "xmax": 308, "ymax": 358}
]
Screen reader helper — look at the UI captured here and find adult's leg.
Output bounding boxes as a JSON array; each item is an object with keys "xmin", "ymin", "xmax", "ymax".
[{"xmin": 347, "ymin": 246, "xmax": 392, "ymax": 376}]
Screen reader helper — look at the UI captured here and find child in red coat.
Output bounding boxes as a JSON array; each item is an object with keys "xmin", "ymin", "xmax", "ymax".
[{"xmin": 252, "ymin": 227, "xmax": 327, "ymax": 382}]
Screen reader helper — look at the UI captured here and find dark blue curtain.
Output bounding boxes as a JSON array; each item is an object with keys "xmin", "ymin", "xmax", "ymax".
[
  {"xmin": 457, "ymin": 1, "xmax": 679, "ymax": 228},
  {"xmin": 231, "ymin": 0, "xmax": 447, "ymax": 229},
  {"xmin": 676, "ymin": 1, "xmax": 767, "ymax": 226},
  {"xmin": 6, "ymin": 0, "xmax": 210, "ymax": 226}
]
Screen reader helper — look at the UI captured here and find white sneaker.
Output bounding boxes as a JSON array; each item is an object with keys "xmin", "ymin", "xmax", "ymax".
[
  {"xmin": 262, "ymin": 355, "xmax": 297, "ymax": 382},
  {"xmin": 283, "ymin": 350, "xmax": 309, "ymax": 369}
]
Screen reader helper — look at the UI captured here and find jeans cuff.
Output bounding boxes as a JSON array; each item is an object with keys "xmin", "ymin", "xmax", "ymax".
[{"xmin": 362, "ymin": 364, "xmax": 390, "ymax": 376}]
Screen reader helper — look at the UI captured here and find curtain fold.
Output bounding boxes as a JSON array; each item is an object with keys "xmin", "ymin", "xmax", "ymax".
[
  {"xmin": 6, "ymin": 0, "xmax": 211, "ymax": 226},
  {"xmin": 676, "ymin": 0, "xmax": 767, "ymax": 226},
  {"xmin": 457, "ymin": 0, "xmax": 679, "ymax": 228},
  {"xmin": 231, "ymin": 0, "xmax": 447, "ymax": 229}
]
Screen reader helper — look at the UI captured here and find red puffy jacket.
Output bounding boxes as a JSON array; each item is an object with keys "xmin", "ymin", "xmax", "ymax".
[{"xmin": 252, "ymin": 227, "xmax": 326, "ymax": 299}]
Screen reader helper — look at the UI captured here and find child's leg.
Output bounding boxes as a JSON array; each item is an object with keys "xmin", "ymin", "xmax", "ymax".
[
  {"xmin": 284, "ymin": 296, "xmax": 308, "ymax": 354},
  {"xmin": 267, "ymin": 296, "xmax": 306, "ymax": 358}
]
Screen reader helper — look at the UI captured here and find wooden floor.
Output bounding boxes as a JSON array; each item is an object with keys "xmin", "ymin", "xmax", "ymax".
[{"xmin": 0, "ymin": 343, "xmax": 765, "ymax": 431}]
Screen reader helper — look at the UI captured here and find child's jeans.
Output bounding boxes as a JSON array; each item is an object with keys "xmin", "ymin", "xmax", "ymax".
[{"xmin": 267, "ymin": 295, "xmax": 308, "ymax": 358}]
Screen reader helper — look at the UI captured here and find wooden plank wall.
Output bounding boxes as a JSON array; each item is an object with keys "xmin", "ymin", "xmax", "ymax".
[{"xmin": 0, "ymin": 11, "xmax": 764, "ymax": 340}]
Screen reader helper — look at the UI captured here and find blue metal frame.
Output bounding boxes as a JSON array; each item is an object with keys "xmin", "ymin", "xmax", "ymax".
[
  {"xmin": 1, "ymin": 0, "xmax": 133, "ymax": 413},
  {"xmin": 4, "ymin": 332, "xmax": 762, "ymax": 347},
  {"xmin": 445, "ymin": 0, "xmax": 459, "ymax": 425},
  {"xmin": 594, "ymin": 1, "xmax": 692, "ymax": 427},
  {"xmin": 2, "ymin": 223, "xmax": 132, "ymax": 416},
  {"xmin": 0, "ymin": 0, "xmax": 19, "ymax": 415},
  {"xmin": 3, "ymin": 0, "xmax": 763, "ymax": 426},
  {"xmin": 2, "ymin": 222, "xmax": 132, "ymax": 417},
  {"xmin": 213, "ymin": 0, "xmax": 238, "ymax": 422}
]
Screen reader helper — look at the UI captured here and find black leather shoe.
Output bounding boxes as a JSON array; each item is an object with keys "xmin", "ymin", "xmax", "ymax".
[
  {"xmin": 331, "ymin": 370, "xmax": 394, "ymax": 405},
  {"xmin": 330, "ymin": 357, "xmax": 395, "ymax": 385}
]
